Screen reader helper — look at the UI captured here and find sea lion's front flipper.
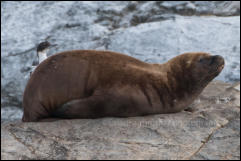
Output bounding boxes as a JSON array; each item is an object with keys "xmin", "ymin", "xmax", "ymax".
[
  {"xmin": 52, "ymin": 96, "xmax": 109, "ymax": 119},
  {"xmin": 52, "ymin": 88, "xmax": 148, "ymax": 119}
]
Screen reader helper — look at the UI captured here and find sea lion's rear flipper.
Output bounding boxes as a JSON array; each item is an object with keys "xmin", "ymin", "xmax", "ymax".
[
  {"xmin": 52, "ymin": 96, "xmax": 108, "ymax": 119},
  {"xmin": 22, "ymin": 103, "xmax": 50, "ymax": 122}
]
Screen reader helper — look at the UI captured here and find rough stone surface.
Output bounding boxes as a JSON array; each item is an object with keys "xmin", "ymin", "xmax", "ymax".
[
  {"xmin": 1, "ymin": 81, "xmax": 240, "ymax": 160},
  {"xmin": 1, "ymin": 1, "xmax": 240, "ymax": 108},
  {"xmin": 1, "ymin": 107, "xmax": 23, "ymax": 123}
]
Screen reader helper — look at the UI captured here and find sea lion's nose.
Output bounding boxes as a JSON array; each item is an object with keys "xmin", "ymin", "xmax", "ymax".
[
  {"xmin": 210, "ymin": 55, "xmax": 224, "ymax": 65},
  {"xmin": 212, "ymin": 55, "xmax": 223, "ymax": 60}
]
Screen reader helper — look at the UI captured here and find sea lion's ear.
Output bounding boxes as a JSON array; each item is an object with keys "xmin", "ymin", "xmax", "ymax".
[{"xmin": 186, "ymin": 60, "xmax": 192, "ymax": 67}]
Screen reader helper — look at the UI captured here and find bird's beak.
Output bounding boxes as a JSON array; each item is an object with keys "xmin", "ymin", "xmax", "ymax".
[{"xmin": 50, "ymin": 44, "xmax": 58, "ymax": 48}]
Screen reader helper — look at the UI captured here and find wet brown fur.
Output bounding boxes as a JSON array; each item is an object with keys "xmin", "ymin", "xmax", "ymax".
[{"xmin": 22, "ymin": 50, "xmax": 224, "ymax": 122}]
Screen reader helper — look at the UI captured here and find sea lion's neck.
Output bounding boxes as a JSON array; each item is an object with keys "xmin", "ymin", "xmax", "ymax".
[
  {"xmin": 37, "ymin": 50, "xmax": 48, "ymax": 63},
  {"xmin": 155, "ymin": 61, "xmax": 201, "ymax": 98},
  {"xmin": 151, "ymin": 63, "xmax": 201, "ymax": 113}
]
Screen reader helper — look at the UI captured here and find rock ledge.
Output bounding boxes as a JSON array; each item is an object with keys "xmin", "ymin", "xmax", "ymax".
[{"xmin": 1, "ymin": 81, "xmax": 240, "ymax": 160}]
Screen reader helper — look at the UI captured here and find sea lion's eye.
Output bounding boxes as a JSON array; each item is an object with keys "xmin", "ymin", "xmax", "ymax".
[
  {"xmin": 198, "ymin": 57, "xmax": 207, "ymax": 64},
  {"xmin": 198, "ymin": 57, "xmax": 211, "ymax": 66}
]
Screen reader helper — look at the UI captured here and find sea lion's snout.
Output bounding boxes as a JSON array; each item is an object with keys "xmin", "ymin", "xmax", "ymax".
[
  {"xmin": 210, "ymin": 55, "xmax": 224, "ymax": 66},
  {"xmin": 195, "ymin": 54, "xmax": 225, "ymax": 79},
  {"xmin": 211, "ymin": 55, "xmax": 225, "ymax": 72}
]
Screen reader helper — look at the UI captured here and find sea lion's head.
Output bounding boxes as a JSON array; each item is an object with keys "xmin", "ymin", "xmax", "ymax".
[
  {"xmin": 185, "ymin": 53, "xmax": 224, "ymax": 83},
  {"xmin": 192, "ymin": 53, "xmax": 224, "ymax": 81},
  {"xmin": 168, "ymin": 52, "xmax": 225, "ymax": 92}
]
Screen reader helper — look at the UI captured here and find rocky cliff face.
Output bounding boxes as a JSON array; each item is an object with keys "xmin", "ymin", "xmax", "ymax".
[
  {"xmin": 1, "ymin": 81, "xmax": 240, "ymax": 159},
  {"xmin": 1, "ymin": 1, "xmax": 240, "ymax": 108}
]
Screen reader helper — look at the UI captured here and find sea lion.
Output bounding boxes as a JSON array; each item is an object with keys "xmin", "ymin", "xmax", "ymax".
[{"xmin": 22, "ymin": 50, "xmax": 224, "ymax": 122}]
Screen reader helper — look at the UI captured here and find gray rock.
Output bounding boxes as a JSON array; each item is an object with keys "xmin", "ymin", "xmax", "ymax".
[
  {"xmin": 108, "ymin": 16, "xmax": 240, "ymax": 82},
  {"xmin": 191, "ymin": 117, "xmax": 240, "ymax": 160},
  {"xmin": 1, "ymin": 107, "xmax": 23, "ymax": 123},
  {"xmin": 1, "ymin": 81, "xmax": 240, "ymax": 159},
  {"xmin": 194, "ymin": 1, "xmax": 240, "ymax": 16}
]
